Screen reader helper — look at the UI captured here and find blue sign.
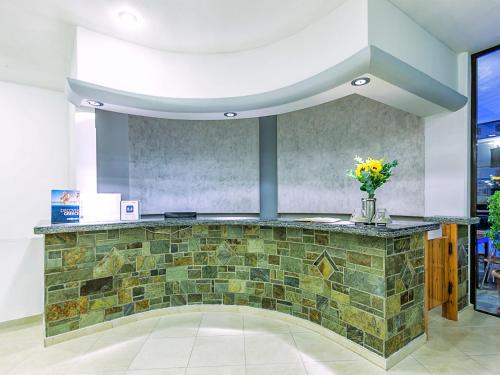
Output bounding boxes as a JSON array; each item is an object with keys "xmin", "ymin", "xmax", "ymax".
[{"xmin": 51, "ymin": 190, "xmax": 80, "ymax": 224}]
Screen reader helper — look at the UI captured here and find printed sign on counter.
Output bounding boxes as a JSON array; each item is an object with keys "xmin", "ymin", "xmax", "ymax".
[
  {"xmin": 121, "ymin": 200, "xmax": 140, "ymax": 221},
  {"xmin": 51, "ymin": 190, "xmax": 80, "ymax": 224}
]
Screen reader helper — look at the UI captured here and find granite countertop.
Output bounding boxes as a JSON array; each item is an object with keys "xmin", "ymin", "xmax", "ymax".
[
  {"xmin": 34, "ymin": 218, "xmax": 439, "ymax": 238},
  {"xmin": 423, "ymin": 216, "xmax": 480, "ymax": 225}
]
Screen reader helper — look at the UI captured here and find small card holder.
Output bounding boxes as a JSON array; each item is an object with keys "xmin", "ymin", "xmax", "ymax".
[{"xmin": 164, "ymin": 212, "xmax": 197, "ymax": 219}]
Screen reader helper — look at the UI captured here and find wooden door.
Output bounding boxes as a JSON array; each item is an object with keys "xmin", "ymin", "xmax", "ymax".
[
  {"xmin": 426, "ymin": 236, "xmax": 450, "ymax": 310},
  {"xmin": 424, "ymin": 223, "xmax": 459, "ymax": 336}
]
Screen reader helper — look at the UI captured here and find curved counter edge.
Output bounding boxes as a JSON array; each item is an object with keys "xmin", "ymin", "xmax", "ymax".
[
  {"xmin": 34, "ymin": 218, "xmax": 439, "ymax": 238},
  {"xmin": 423, "ymin": 216, "xmax": 480, "ymax": 225}
]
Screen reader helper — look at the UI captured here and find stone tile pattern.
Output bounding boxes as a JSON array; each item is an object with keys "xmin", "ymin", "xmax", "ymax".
[
  {"xmin": 43, "ymin": 225, "xmax": 425, "ymax": 358},
  {"xmin": 457, "ymin": 224, "xmax": 469, "ymax": 311}
]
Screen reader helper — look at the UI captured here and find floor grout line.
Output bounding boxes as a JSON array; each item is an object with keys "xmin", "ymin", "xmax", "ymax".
[
  {"xmin": 185, "ymin": 312, "xmax": 204, "ymax": 370},
  {"xmin": 242, "ymin": 313, "xmax": 247, "ymax": 375},
  {"xmin": 123, "ymin": 317, "xmax": 163, "ymax": 373},
  {"xmin": 289, "ymin": 328, "xmax": 309, "ymax": 374}
]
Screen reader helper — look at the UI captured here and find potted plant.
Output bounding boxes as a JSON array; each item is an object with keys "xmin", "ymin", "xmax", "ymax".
[
  {"xmin": 486, "ymin": 191, "xmax": 500, "ymax": 313},
  {"xmin": 347, "ymin": 156, "xmax": 398, "ymax": 223},
  {"xmin": 486, "ymin": 191, "xmax": 500, "ymax": 247}
]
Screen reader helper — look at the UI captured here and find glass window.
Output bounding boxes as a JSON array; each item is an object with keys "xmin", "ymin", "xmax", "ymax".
[{"xmin": 473, "ymin": 45, "xmax": 500, "ymax": 315}]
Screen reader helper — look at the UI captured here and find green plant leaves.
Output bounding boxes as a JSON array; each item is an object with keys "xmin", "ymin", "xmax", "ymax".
[{"xmin": 486, "ymin": 191, "xmax": 500, "ymax": 246}]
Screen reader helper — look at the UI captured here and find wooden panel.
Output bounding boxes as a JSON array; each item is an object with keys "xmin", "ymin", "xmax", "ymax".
[
  {"xmin": 442, "ymin": 224, "xmax": 459, "ymax": 321},
  {"xmin": 426, "ymin": 236, "xmax": 449, "ymax": 310},
  {"xmin": 424, "ymin": 233, "xmax": 429, "ymax": 337}
]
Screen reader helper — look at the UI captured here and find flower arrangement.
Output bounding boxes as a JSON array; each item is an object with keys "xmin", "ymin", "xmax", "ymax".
[{"xmin": 347, "ymin": 156, "xmax": 398, "ymax": 198}]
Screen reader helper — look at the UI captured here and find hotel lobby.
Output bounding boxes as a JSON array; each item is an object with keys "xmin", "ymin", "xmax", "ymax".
[{"xmin": 1, "ymin": 0, "xmax": 500, "ymax": 374}]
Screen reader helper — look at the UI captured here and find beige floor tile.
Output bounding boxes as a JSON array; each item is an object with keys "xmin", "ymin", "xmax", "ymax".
[
  {"xmin": 246, "ymin": 363, "xmax": 307, "ymax": 375},
  {"xmin": 439, "ymin": 327, "xmax": 500, "ymax": 355},
  {"xmin": 101, "ymin": 318, "xmax": 159, "ymax": 340},
  {"xmin": 388, "ymin": 356, "xmax": 431, "ymax": 374},
  {"xmin": 245, "ymin": 333, "xmax": 301, "ymax": 365},
  {"xmin": 432, "ymin": 309, "xmax": 500, "ymax": 329},
  {"xmin": 0, "ymin": 325, "xmax": 44, "ymax": 357},
  {"xmin": 416, "ymin": 355, "xmax": 494, "ymax": 375},
  {"xmin": 8, "ymin": 333, "xmax": 101, "ymax": 375},
  {"xmin": 412, "ymin": 332, "xmax": 466, "ymax": 358},
  {"xmin": 305, "ymin": 356, "xmax": 429, "ymax": 375},
  {"xmin": 186, "ymin": 366, "xmax": 245, "ymax": 375},
  {"xmin": 5, "ymin": 308, "xmax": 500, "ymax": 375},
  {"xmin": 469, "ymin": 355, "xmax": 500, "ymax": 375},
  {"xmin": 243, "ymin": 314, "xmax": 291, "ymax": 335},
  {"xmin": 304, "ymin": 360, "xmax": 384, "ymax": 375},
  {"xmin": 197, "ymin": 312, "xmax": 244, "ymax": 336},
  {"xmin": 129, "ymin": 337, "xmax": 195, "ymax": 369},
  {"xmin": 188, "ymin": 336, "xmax": 245, "ymax": 367},
  {"xmin": 150, "ymin": 313, "xmax": 202, "ymax": 339},
  {"xmin": 6, "ymin": 347, "xmax": 82, "ymax": 375},
  {"xmin": 292, "ymin": 331, "xmax": 362, "ymax": 362},
  {"xmin": 0, "ymin": 346, "xmax": 41, "ymax": 374},
  {"xmin": 126, "ymin": 369, "xmax": 185, "ymax": 375},
  {"xmin": 287, "ymin": 323, "xmax": 315, "ymax": 333},
  {"xmin": 72, "ymin": 336, "xmax": 147, "ymax": 372}
]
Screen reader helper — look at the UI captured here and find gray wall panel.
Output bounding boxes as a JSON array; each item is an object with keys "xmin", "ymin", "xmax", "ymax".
[
  {"xmin": 96, "ymin": 110, "xmax": 130, "ymax": 199},
  {"xmin": 128, "ymin": 116, "xmax": 259, "ymax": 214},
  {"xmin": 259, "ymin": 116, "xmax": 278, "ymax": 219},
  {"xmin": 277, "ymin": 94, "xmax": 424, "ymax": 215}
]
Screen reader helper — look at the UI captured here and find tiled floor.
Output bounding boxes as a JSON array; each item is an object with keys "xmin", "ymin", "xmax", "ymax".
[{"xmin": 1, "ymin": 308, "xmax": 500, "ymax": 374}]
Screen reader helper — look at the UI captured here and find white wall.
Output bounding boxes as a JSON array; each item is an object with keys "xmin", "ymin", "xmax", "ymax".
[
  {"xmin": 368, "ymin": 0, "xmax": 458, "ymax": 90},
  {"xmin": 0, "ymin": 81, "xmax": 69, "ymax": 323},
  {"xmin": 74, "ymin": 111, "xmax": 96, "ymax": 194},
  {"xmin": 424, "ymin": 52, "xmax": 470, "ymax": 216}
]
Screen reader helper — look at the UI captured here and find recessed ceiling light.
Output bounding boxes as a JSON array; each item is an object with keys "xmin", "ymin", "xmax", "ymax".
[
  {"xmin": 86, "ymin": 100, "xmax": 103, "ymax": 107},
  {"xmin": 351, "ymin": 77, "xmax": 371, "ymax": 86},
  {"xmin": 224, "ymin": 112, "xmax": 237, "ymax": 118},
  {"xmin": 118, "ymin": 11, "xmax": 138, "ymax": 26}
]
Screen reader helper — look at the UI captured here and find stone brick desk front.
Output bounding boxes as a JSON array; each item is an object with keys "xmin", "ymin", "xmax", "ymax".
[{"xmin": 34, "ymin": 219, "xmax": 438, "ymax": 369}]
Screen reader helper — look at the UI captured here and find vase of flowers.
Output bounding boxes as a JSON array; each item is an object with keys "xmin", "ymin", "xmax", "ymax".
[{"xmin": 347, "ymin": 156, "xmax": 398, "ymax": 224}]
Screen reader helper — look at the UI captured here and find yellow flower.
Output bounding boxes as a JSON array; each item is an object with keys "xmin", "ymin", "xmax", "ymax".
[
  {"xmin": 355, "ymin": 163, "xmax": 369, "ymax": 177},
  {"xmin": 367, "ymin": 159, "xmax": 383, "ymax": 173}
]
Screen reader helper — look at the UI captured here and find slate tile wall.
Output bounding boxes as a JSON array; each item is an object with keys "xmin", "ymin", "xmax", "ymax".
[{"xmin": 43, "ymin": 225, "xmax": 425, "ymax": 358}]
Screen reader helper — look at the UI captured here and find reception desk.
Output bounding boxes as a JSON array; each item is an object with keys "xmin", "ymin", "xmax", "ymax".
[{"xmin": 34, "ymin": 218, "xmax": 438, "ymax": 368}]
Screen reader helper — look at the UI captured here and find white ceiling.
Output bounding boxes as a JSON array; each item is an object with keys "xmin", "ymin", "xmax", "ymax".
[
  {"xmin": 0, "ymin": 0, "xmax": 346, "ymax": 91},
  {"xmin": 3, "ymin": 0, "xmax": 346, "ymax": 53},
  {"xmin": 1, "ymin": 0, "xmax": 500, "ymax": 92},
  {"xmin": 389, "ymin": 0, "xmax": 500, "ymax": 53}
]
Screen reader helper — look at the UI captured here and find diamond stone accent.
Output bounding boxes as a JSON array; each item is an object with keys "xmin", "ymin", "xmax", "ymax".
[
  {"xmin": 216, "ymin": 241, "xmax": 233, "ymax": 265},
  {"xmin": 314, "ymin": 251, "xmax": 339, "ymax": 280},
  {"xmin": 400, "ymin": 258, "xmax": 415, "ymax": 290}
]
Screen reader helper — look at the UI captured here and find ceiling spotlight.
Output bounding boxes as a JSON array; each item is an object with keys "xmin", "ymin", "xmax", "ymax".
[
  {"xmin": 224, "ymin": 112, "xmax": 237, "ymax": 118},
  {"xmin": 86, "ymin": 100, "xmax": 103, "ymax": 107},
  {"xmin": 118, "ymin": 11, "xmax": 138, "ymax": 26},
  {"xmin": 351, "ymin": 77, "xmax": 371, "ymax": 86}
]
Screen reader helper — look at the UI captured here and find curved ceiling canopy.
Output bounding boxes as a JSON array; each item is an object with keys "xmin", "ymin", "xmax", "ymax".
[
  {"xmin": 67, "ymin": 46, "xmax": 467, "ymax": 120},
  {"xmin": 66, "ymin": 0, "xmax": 468, "ymax": 120}
]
